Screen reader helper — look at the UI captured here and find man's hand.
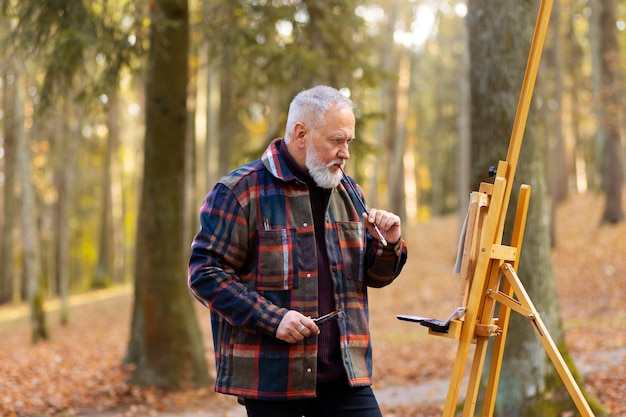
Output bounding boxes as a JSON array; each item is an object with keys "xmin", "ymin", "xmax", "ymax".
[
  {"xmin": 276, "ymin": 310, "xmax": 320, "ymax": 343},
  {"xmin": 363, "ymin": 208, "xmax": 402, "ymax": 245}
]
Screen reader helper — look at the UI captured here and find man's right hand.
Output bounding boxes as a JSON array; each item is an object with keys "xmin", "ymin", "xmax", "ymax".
[{"xmin": 276, "ymin": 310, "xmax": 320, "ymax": 343}]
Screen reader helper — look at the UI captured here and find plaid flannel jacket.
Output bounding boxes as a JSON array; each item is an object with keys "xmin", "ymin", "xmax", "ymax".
[{"xmin": 188, "ymin": 138, "xmax": 408, "ymax": 400}]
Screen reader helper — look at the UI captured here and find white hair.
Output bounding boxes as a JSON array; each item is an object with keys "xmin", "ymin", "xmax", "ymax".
[{"xmin": 284, "ymin": 85, "xmax": 355, "ymax": 143}]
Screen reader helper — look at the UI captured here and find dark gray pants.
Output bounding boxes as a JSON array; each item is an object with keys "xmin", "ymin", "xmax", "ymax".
[{"xmin": 244, "ymin": 382, "xmax": 383, "ymax": 417}]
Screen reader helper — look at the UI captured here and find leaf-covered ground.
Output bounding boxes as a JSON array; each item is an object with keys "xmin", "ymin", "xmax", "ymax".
[{"xmin": 1, "ymin": 191, "xmax": 625, "ymax": 417}]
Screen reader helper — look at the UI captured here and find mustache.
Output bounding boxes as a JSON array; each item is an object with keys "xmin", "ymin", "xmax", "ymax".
[{"xmin": 326, "ymin": 160, "xmax": 344, "ymax": 169}]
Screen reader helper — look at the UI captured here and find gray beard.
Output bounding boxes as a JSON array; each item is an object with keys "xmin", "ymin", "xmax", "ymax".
[{"xmin": 305, "ymin": 144, "xmax": 343, "ymax": 189}]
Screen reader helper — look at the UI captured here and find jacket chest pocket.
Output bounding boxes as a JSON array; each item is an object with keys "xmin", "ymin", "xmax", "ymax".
[
  {"xmin": 256, "ymin": 227, "xmax": 314, "ymax": 291},
  {"xmin": 336, "ymin": 221, "xmax": 365, "ymax": 282}
]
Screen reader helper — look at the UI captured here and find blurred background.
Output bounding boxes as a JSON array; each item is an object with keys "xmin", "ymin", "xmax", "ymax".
[
  {"xmin": 2, "ymin": 0, "xmax": 623, "ymax": 301},
  {"xmin": 1, "ymin": 1, "xmax": 625, "ymax": 415}
]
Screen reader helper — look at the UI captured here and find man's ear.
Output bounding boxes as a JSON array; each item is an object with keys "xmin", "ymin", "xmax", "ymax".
[{"xmin": 294, "ymin": 123, "xmax": 307, "ymax": 146}]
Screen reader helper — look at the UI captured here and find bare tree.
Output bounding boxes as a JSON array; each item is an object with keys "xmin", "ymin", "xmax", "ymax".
[
  {"xmin": 370, "ymin": 0, "xmax": 400, "ymax": 209},
  {"xmin": 14, "ymin": 67, "xmax": 48, "ymax": 342},
  {"xmin": 598, "ymin": 0, "xmax": 624, "ymax": 224},
  {"xmin": 53, "ymin": 80, "xmax": 77, "ymax": 325},
  {"xmin": 1, "ymin": 60, "xmax": 19, "ymax": 303},
  {"xmin": 125, "ymin": 0, "xmax": 210, "ymax": 388},
  {"xmin": 388, "ymin": 51, "xmax": 410, "ymax": 219},
  {"xmin": 541, "ymin": 0, "xmax": 568, "ymax": 246},
  {"xmin": 94, "ymin": 89, "xmax": 124, "ymax": 288}
]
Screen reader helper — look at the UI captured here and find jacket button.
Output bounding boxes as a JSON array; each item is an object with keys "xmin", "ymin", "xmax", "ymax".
[
  {"xmin": 303, "ymin": 222, "xmax": 308, "ymax": 227},
  {"xmin": 306, "ymin": 273, "xmax": 312, "ymax": 278},
  {"xmin": 306, "ymin": 368, "xmax": 312, "ymax": 373}
]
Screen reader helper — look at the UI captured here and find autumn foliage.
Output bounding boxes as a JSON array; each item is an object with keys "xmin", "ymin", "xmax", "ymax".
[{"xmin": 1, "ymin": 191, "xmax": 625, "ymax": 416}]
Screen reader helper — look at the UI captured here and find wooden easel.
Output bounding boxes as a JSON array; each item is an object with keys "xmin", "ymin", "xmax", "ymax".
[{"xmin": 403, "ymin": 0, "xmax": 595, "ymax": 415}]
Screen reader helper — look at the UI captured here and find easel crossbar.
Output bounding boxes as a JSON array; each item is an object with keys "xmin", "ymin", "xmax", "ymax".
[{"xmin": 497, "ymin": 263, "xmax": 595, "ymax": 416}]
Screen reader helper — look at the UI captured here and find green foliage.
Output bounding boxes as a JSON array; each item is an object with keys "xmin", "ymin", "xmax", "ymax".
[
  {"xmin": 199, "ymin": 0, "xmax": 391, "ymax": 172},
  {"xmin": 1, "ymin": 0, "xmax": 147, "ymax": 111},
  {"xmin": 202, "ymin": 0, "xmax": 384, "ymax": 91},
  {"xmin": 1, "ymin": 0, "xmax": 621, "ymax": 320}
]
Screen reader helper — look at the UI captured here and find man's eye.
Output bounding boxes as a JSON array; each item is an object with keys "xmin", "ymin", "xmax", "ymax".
[{"xmin": 333, "ymin": 138, "xmax": 354, "ymax": 146}]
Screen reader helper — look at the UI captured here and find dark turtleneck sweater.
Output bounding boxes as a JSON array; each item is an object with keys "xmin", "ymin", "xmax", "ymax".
[{"xmin": 278, "ymin": 140, "xmax": 346, "ymax": 384}]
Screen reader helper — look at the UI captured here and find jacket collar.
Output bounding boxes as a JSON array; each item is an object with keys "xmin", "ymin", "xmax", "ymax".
[
  {"xmin": 261, "ymin": 138, "xmax": 300, "ymax": 183},
  {"xmin": 261, "ymin": 137, "xmax": 353, "ymax": 196}
]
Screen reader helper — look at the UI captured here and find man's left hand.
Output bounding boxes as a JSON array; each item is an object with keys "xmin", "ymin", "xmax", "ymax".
[{"xmin": 363, "ymin": 208, "xmax": 401, "ymax": 244}]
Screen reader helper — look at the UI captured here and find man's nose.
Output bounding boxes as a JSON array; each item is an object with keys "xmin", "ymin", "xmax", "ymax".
[{"xmin": 338, "ymin": 146, "xmax": 350, "ymax": 160}]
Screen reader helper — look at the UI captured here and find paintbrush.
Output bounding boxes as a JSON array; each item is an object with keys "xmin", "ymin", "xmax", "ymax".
[{"xmin": 339, "ymin": 166, "xmax": 388, "ymax": 247}]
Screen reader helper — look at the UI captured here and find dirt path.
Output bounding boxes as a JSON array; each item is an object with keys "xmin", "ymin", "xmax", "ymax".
[{"xmin": 82, "ymin": 346, "xmax": 626, "ymax": 417}]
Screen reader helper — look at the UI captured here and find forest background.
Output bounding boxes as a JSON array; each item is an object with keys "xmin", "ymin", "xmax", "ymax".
[{"xmin": 0, "ymin": 0, "xmax": 625, "ymax": 416}]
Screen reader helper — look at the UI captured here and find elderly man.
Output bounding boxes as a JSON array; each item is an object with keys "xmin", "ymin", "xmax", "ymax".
[{"xmin": 188, "ymin": 85, "xmax": 408, "ymax": 417}]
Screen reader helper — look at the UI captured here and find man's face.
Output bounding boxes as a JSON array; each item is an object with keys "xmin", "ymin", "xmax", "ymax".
[{"xmin": 305, "ymin": 106, "xmax": 356, "ymax": 189}]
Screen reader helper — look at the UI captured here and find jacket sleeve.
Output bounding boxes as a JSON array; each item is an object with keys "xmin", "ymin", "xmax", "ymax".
[
  {"xmin": 187, "ymin": 183, "xmax": 286, "ymax": 336},
  {"xmin": 364, "ymin": 237, "xmax": 408, "ymax": 288}
]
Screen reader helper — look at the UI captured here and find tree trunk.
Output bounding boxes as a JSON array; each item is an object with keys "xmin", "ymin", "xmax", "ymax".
[
  {"xmin": 1, "ymin": 63, "xmax": 19, "ymax": 303},
  {"xmin": 388, "ymin": 52, "xmax": 409, "ymax": 219},
  {"xmin": 15, "ymin": 70, "xmax": 48, "ymax": 342},
  {"xmin": 589, "ymin": 0, "xmax": 606, "ymax": 191},
  {"xmin": 216, "ymin": 2, "xmax": 239, "ymax": 177},
  {"xmin": 370, "ymin": 1, "xmax": 399, "ymax": 209},
  {"xmin": 194, "ymin": 37, "xmax": 209, "ymax": 213},
  {"xmin": 109, "ymin": 90, "xmax": 125, "ymax": 284},
  {"xmin": 467, "ymin": 1, "xmax": 600, "ymax": 414},
  {"xmin": 457, "ymin": 15, "xmax": 471, "ymax": 222},
  {"xmin": 185, "ymin": 43, "xmax": 198, "ymax": 248},
  {"xmin": 542, "ymin": 0, "xmax": 568, "ymax": 247},
  {"xmin": 54, "ymin": 88, "xmax": 76, "ymax": 325},
  {"xmin": 204, "ymin": 41, "xmax": 221, "ymax": 192},
  {"xmin": 598, "ymin": 0, "xmax": 624, "ymax": 224},
  {"xmin": 567, "ymin": 9, "xmax": 588, "ymax": 193},
  {"xmin": 94, "ymin": 90, "xmax": 119, "ymax": 288},
  {"xmin": 127, "ymin": 0, "xmax": 210, "ymax": 389}
]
